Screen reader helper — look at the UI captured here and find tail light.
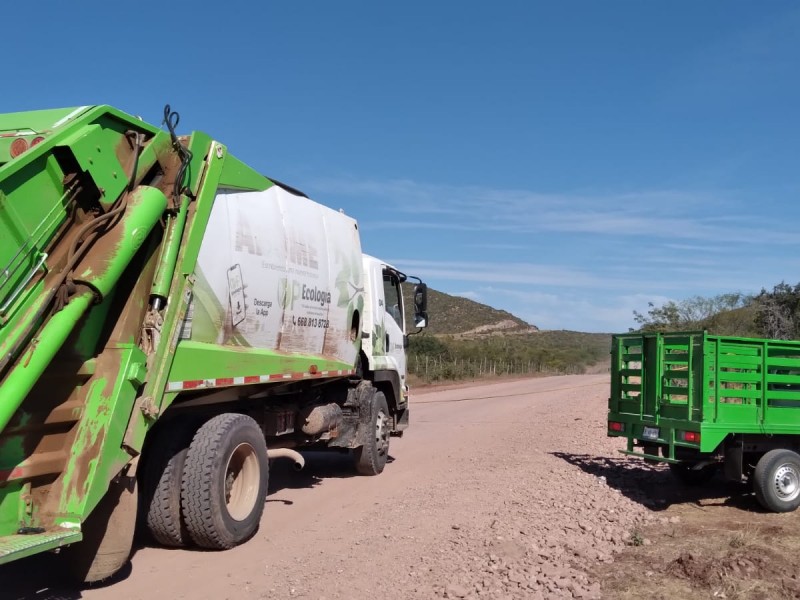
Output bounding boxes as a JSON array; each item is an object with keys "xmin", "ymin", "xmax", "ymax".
[
  {"xmin": 9, "ymin": 137, "xmax": 28, "ymax": 158},
  {"xmin": 608, "ymin": 421, "xmax": 625, "ymax": 432},
  {"xmin": 31, "ymin": 136, "xmax": 45, "ymax": 147},
  {"xmin": 681, "ymin": 431, "xmax": 701, "ymax": 443}
]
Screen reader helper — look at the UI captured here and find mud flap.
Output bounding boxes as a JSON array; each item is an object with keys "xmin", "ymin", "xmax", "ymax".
[
  {"xmin": 392, "ymin": 406, "xmax": 409, "ymax": 436},
  {"xmin": 62, "ymin": 474, "xmax": 138, "ymax": 583},
  {"xmin": 723, "ymin": 437, "xmax": 744, "ymax": 482}
]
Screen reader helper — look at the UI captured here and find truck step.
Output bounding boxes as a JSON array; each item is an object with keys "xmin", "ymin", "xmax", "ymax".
[{"xmin": 0, "ymin": 529, "xmax": 81, "ymax": 564}]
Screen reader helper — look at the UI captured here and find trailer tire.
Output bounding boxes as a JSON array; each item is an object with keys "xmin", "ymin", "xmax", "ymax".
[
  {"xmin": 668, "ymin": 462, "xmax": 717, "ymax": 486},
  {"xmin": 140, "ymin": 419, "xmax": 199, "ymax": 547},
  {"xmin": 63, "ymin": 474, "xmax": 138, "ymax": 583},
  {"xmin": 754, "ymin": 449, "xmax": 800, "ymax": 513},
  {"xmin": 181, "ymin": 414, "xmax": 269, "ymax": 549},
  {"xmin": 354, "ymin": 390, "xmax": 390, "ymax": 476}
]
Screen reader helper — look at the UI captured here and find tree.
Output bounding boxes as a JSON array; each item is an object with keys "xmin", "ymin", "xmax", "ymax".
[
  {"xmin": 632, "ymin": 293, "xmax": 753, "ymax": 335},
  {"xmin": 408, "ymin": 334, "xmax": 450, "ymax": 358},
  {"xmin": 632, "ymin": 301, "xmax": 682, "ymax": 332},
  {"xmin": 755, "ymin": 282, "xmax": 800, "ymax": 340}
]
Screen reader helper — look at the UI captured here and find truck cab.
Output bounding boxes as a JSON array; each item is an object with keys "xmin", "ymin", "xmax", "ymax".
[{"xmin": 360, "ymin": 254, "xmax": 427, "ymax": 435}]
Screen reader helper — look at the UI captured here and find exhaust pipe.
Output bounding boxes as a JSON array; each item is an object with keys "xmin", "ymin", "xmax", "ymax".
[{"xmin": 268, "ymin": 448, "xmax": 305, "ymax": 471}]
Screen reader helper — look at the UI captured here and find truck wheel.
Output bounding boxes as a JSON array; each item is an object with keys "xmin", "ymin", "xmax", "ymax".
[
  {"xmin": 354, "ymin": 391, "xmax": 390, "ymax": 476},
  {"xmin": 181, "ymin": 413, "xmax": 269, "ymax": 549},
  {"xmin": 754, "ymin": 449, "xmax": 800, "ymax": 513},
  {"xmin": 140, "ymin": 419, "xmax": 199, "ymax": 547},
  {"xmin": 63, "ymin": 474, "xmax": 138, "ymax": 583},
  {"xmin": 668, "ymin": 462, "xmax": 717, "ymax": 486}
]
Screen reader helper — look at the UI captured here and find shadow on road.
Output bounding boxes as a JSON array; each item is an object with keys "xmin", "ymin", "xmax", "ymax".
[
  {"xmin": 550, "ymin": 451, "xmax": 760, "ymax": 512},
  {"xmin": 0, "ymin": 449, "xmax": 384, "ymax": 599},
  {"xmin": 268, "ymin": 449, "xmax": 355, "ymax": 495},
  {"xmin": 268, "ymin": 449, "xmax": 395, "ymax": 495},
  {"xmin": 0, "ymin": 551, "xmax": 130, "ymax": 600}
]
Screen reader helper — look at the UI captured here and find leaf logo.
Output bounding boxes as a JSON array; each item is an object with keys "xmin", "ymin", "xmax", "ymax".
[{"xmin": 278, "ymin": 278, "xmax": 291, "ymax": 309}]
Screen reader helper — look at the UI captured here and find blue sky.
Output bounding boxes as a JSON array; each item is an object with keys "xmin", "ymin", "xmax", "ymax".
[{"xmin": 3, "ymin": 2, "xmax": 800, "ymax": 332}]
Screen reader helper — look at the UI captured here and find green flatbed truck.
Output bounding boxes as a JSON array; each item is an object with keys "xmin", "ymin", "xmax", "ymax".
[
  {"xmin": 608, "ymin": 331, "xmax": 800, "ymax": 513},
  {"xmin": 0, "ymin": 104, "xmax": 428, "ymax": 581}
]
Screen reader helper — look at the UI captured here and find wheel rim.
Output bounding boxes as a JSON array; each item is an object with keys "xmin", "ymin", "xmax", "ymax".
[
  {"xmin": 773, "ymin": 463, "xmax": 800, "ymax": 503},
  {"xmin": 224, "ymin": 443, "xmax": 260, "ymax": 521},
  {"xmin": 374, "ymin": 408, "xmax": 390, "ymax": 457}
]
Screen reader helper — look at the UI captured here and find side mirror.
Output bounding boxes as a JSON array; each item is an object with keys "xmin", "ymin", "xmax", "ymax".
[{"xmin": 413, "ymin": 283, "xmax": 428, "ymax": 328}]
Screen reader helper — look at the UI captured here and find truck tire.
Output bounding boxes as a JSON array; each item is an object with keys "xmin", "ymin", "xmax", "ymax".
[
  {"xmin": 140, "ymin": 419, "xmax": 199, "ymax": 547},
  {"xmin": 181, "ymin": 413, "xmax": 269, "ymax": 549},
  {"xmin": 668, "ymin": 462, "xmax": 717, "ymax": 486},
  {"xmin": 754, "ymin": 449, "xmax": 800, "ymax": 513},
  {"xmin": 62, "ymin": 474, "xmax": 138, "ymax": 583},
  {"xmin": 354, "ymin": 391, "xmax": 390, "ymax": 476}
]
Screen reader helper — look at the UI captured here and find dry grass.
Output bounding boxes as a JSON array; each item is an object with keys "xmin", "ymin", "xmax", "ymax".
[{"xmin": 594, "ymin": 490, "xmax": 800, "ymax": 600}]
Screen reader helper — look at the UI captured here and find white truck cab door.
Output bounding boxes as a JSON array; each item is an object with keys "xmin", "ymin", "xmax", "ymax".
[{"xmin": 381, "ymin": 268, "xmax": 407, "ymax": 387}]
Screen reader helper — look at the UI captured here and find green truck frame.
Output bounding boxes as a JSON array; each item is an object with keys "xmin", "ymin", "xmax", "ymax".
[
  {"xmin": 0, "ymin": 104, "xmax": 428, "ymax": 581},
  {"xmin": 608, "ymin": 330, "xmax": 800, "ymax": 513}
]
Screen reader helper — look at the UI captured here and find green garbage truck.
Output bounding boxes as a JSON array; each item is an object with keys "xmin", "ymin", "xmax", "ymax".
[
  {"xmin": 608, "ymin": 331, "xmax": 800, "ymax": 513},
  {"xmin": 0, "ymin": 104, "xmax": 428, "ymax": 581}
]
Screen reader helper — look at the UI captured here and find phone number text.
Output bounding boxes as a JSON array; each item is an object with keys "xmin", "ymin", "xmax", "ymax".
[{"xmin": 294, "ymin": 316, "xmax": 330, "ymax": 329}]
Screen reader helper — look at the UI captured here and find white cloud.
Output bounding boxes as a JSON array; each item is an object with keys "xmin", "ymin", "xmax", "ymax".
[
  {"xmin": 390, "ymin": 259, "xmax": 629, "ymax": 289},
  {"xmin": 309, "ymin": 175, "xmax": 800, "ymax": 331},
  {"xmin": 468, "ymin": 287, "xmax": 674, "ymax": 332},
  {"xmin": 454, "ymin": 290, "xmax": 481, "ymax": 301},
  {"xmin": 469, "ymin": 243, "xmax": 531, "ymax": 251},
  {"xmin": 314, "ymin": 176, "xmax": 800, "ymax": 244},
  {"xmin": 662, "ymin": 243, "xmax": 727, "ymax": 253}
]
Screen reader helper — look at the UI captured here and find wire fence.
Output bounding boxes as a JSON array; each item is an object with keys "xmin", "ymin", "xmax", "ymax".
[{"xmin": 409, "ymin": 354, "xmax": 587, "ymax": 382}]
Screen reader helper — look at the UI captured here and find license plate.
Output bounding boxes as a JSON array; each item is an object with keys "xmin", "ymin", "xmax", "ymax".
[{"xmin": 642, "ymin": 426, "xmax": 659, "ymax": 440}]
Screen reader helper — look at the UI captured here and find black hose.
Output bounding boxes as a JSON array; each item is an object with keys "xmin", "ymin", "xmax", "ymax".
[
  {"xmin": 128, "ymin": 132, "xmax": 142, "ymax": 193},
  {"xmin": 0, "ymin": 125, "xmax": 141, "ymax": 378},
  {"xmin": 162, "ymin": 105, "xmax": 193, "ymax": 204},
  {"xmin": 66, "ymin": 202, "xmax": 128, "ymax": 265}
]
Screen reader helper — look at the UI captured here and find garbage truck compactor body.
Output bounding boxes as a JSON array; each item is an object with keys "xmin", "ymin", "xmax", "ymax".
[{"xmin": 0, "ymin": 105, "xmax": 428, "ymax": 581}]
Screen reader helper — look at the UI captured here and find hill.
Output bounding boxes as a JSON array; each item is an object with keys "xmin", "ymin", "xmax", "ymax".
[
  {"xmin": 403, "ymin": 287, "xmax": 538, "ymax": 336},
  {"xmin": 403, "ymin": 286, "xmax": 610, "ymax": 382}
]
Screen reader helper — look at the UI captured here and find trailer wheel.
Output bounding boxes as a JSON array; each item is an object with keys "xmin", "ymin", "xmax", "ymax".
[
  {"xmin": 140, "ymin": 419, "xmax": 199, "ymax": 547},
  {"xmin": 668, "ymin": 462, "xmax": 717, "ymax": 486},
  {"xmin": 181, "ymin": 414, "xmax": 269, "ymax": 549},
  {"xmin": 754, "ymin": 449, "xmax": 800, "ymax": 513},
  {"xmin": 354, "ymin": 391, "xmax": 390, "ymax": 476},
  {"xmin": 62, "ymin": 474, "xmax": 138, "ymax": 583}
]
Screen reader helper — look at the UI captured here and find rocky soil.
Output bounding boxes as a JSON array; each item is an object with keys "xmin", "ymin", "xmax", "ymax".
[
  {"xmin": 389, "ymin": 375, "xmax": 656, "ymax": 600},
  {"xmin": 4, "ymin": 375, "xmax": 661, "ymax": 600}
]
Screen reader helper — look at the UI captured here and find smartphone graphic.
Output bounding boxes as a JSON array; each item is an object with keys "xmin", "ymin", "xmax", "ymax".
[{"xmin": 227, "ymin": 264, "xmax": 246, "ymax": 327}]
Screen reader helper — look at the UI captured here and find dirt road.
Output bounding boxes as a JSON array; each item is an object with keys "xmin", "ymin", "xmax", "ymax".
[{"xmin": 2, "ymin": 375, "xmax": 656, "ymax": 599}]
